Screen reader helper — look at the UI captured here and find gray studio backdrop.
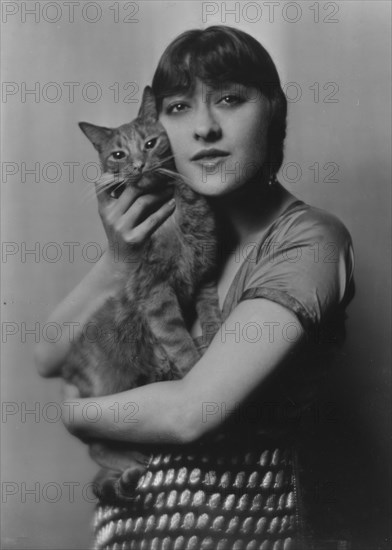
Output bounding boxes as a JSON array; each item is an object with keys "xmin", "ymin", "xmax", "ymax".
[{"xmin": 1, "ymin": 1, "xmax": 391, "ymax": 549}]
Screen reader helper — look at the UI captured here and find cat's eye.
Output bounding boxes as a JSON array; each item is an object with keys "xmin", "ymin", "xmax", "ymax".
[
  {"xmin": 145, "ymin": 138, "xmax": 157, "ymax": 150},
  {"xmin": 111, "ymin": 151, "xmax": 126, "ymax": 160}
]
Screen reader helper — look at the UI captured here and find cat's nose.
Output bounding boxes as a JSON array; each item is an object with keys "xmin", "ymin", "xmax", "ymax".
[{"xmin": 133, "ymin": 162, "xmax": 144, "ymax": 173}]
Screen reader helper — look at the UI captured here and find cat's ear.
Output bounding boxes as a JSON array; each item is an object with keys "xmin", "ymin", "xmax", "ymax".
[
  {"xmin": 138, "ymin": 86, "xmax": 158, "ymax": 122},
  {"xmin": 79, "ymin": 122, "xmax": 113, "ymax": 152}
]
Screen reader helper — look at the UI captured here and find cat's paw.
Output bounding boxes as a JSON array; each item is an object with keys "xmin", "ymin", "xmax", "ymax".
[
  {"xmin": 118, "ymin": 464, "xmax": 147, "ymax": 493},
  {"xmin": 92, "ymin": 469, "xmax": 123, "ymax": 501},
  {"xmin": 92, "ymin": 465, "xmax": 147, "ymax": 503}
]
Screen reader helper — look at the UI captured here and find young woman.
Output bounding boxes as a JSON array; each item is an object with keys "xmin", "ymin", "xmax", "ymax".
[{"xmin": 36, "ymin": 26, "xmax": 355, "ymax": 550}]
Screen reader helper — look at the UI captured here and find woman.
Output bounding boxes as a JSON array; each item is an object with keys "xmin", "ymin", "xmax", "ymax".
[{"xmin": 36, "ymin": 26, "xmax": 355, "ymax": 550}]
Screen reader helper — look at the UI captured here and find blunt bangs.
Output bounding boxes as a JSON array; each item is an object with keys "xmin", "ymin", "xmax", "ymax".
[
  {"xmin": 151, "ymin": 26, "xmax": 287, "ymax": 173},
  {"xmin": 152, "ymin": 26, "xmax": 281, "ymax": 104}
]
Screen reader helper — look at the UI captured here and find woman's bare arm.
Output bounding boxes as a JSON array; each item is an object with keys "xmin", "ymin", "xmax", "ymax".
[
  {"xmin": 34, "ymin": 252, "xmax": 130, "ymax": 377},
  {"xmin": 61, "ymin": 298, "xmax": 304, "ymax": 444},
  {"xmin": 35, "ymin": 184, "xmax": 175, "ymax": 378}
]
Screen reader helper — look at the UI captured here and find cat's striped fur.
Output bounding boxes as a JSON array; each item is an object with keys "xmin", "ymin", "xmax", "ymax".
[{"xmin": 62, "ymin": 87, "xmax": 221, "ymax": 501}]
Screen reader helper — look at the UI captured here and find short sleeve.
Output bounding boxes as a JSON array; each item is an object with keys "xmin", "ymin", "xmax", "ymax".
[{"xmin": 239, "ymin": 206, "xmax": 355, "ymax": 334}]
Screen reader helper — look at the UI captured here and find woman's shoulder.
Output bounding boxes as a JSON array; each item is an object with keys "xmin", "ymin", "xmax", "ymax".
[
  {"xmin": 220, "ymin": 192, "xmax": 355, "ymax": 327},
  {"xmin": 230, "ymin": 196, "xmax": 356, "ymax": 329},
  {"xmin": 265, "ymin": 197, "xmax": 354, "ymax": 253}
]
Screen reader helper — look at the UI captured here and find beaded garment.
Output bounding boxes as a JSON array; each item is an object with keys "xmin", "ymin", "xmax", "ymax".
[{"xmin": 93, "ymin": 427, "xmax": 304, "ymax": 550}]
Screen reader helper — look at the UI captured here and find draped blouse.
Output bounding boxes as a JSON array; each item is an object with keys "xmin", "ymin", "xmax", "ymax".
[{"xmin": 93, "ymin": 199, "xmax": 355, "ymax": 550}]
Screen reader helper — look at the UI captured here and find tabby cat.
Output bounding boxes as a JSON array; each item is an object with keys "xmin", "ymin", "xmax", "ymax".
[{"xmin": 62, "ymin": 86, "xmax": 221, "ymax": 501}]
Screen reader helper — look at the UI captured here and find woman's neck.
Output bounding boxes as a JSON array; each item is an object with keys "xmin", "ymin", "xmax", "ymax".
[{"xmin": 211, "ymin": 177, "xmax": 297, "ymax": 248}]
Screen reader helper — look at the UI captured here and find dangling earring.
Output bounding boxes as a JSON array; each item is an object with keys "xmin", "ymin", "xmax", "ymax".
[{"xmin": 268, "ymin": 173, "xmax": 277, "ymax": 187}]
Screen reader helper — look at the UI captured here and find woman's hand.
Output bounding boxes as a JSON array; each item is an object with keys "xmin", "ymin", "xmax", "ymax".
[
  {"xmin": 96, "ymin": 179, "xmax": 176, "ymax": 268},
  {"xmin": 60, "ymin": 382, "xmax": 86, "ymax": 438}
]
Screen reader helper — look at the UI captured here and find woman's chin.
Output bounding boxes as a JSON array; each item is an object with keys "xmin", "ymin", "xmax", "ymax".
[{"xmin": 182, "ymin": 177, "xmax": 245, "ymax": 198}]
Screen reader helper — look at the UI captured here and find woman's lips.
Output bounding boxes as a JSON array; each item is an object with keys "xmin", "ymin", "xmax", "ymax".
[{"xmin": 191, "ymin": 148, "xmax": 230, "ymax": 162}]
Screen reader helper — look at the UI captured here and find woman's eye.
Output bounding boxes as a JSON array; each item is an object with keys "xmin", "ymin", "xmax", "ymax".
[
  {"xmin": 111, "ymin": 151, "xmax": 126, "ymax": 160},
  {"xmin": 145, "ymin": 137, "xmax": 157, "ymax": 150},
  {"xmin": 220, "ymin": 94, "xmax": 243, "ymax": 106},
  {"xmin": 166, "ymin": 102, "xmax": 188, "ymax": 114}
]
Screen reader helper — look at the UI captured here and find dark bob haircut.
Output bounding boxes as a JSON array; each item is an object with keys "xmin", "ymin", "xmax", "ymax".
[{"xmin": 152, "ymin": 25, "xmax": 287, "ymax": 175}]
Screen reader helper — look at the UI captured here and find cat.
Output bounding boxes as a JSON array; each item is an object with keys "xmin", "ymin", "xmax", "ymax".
[{"xmin": 62, "ymin": 86, "xmax": 222, "ymax": 502}]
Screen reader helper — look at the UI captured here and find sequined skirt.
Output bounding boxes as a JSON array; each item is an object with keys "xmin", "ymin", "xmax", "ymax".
[{"xmin": 93, "ymin": 430, "xmax": 304, "ymax": 550}]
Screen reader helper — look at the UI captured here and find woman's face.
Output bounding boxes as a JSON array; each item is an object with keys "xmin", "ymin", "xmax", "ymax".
[{"xmin": 159, "ymin": 79, "xmax": 270, "ymax": 196}]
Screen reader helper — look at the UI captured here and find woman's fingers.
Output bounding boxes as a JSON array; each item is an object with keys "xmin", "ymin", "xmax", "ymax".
[
  {"xmin": 94, "ymin": 176, "xmax": 176, "ymax": 259},
  {"xmin": 108, "ymin": 185, "xmax": 141, "ymax": 216},
  {"xmin": 98, "ymin": 179, "xmax": 173, "ymax": 221},
  {"xmin": 117, "ymin": 189, "xmax": 174, "ymax": 230},
  {"xmin": 126, "ymin": 198, "xmax": 176, "ymax": 244}
]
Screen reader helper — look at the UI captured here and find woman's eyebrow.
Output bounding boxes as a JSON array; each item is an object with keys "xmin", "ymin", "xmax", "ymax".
[
  {"xmin": 161, "ymin": 90, "xmax": 191, "ymax": 103},
  {"xmin": 207, "ymin": 81, "xmax": 248, "ymax": 93}
]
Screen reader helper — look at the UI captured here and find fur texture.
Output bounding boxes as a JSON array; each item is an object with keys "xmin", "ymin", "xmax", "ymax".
[{"xmin": 62, "ymin": 87, "xmax": 221, "ymax": 501}]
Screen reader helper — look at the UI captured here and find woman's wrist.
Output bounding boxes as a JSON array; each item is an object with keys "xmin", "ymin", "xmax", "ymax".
[
  {"xmin": 102, "ymin": 244, "xmax": 139, "ymax": 284},
  {"xmin": 61, "ymin": 380, "xmax": 189, "ymax": 445}
]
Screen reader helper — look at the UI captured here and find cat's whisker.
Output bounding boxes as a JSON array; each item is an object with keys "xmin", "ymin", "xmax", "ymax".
[
  {"xmin": 82, "ymin": 184, "xmax": 104, "ymax": 203},
  {"xmin": 96, "ymin": 173, "xmax": 125, "ymax": 190},
  {"xmin": 155, "ymin": 168, "xmax": 178, "ymax": 179},
  {"xmin": 150, "ymin": 151, "xmax": 175, "ymax": 163},
  {"xmin": 155, "ymin": 168, "xmax": 192, "ymax": 186},
  {"xmin": 79, "ymin": 178, "xmax": 122, "ymax": 204},
  {"xmin": 156, "ymin": 153, "xmax": 175, "ymax": 165},
  {"xmin": 145, "ymin": 154, "xmax": 176, "ymax": 173},
  {"xmin": 81, "ymin": 181, "xmax": 98, "ymax": 195},
  {"xmin": 144, "ymin": 167, "xmax": 172, "ymax": 178},
  {"xmin": 95, "ymin": 173, "xmax": 128, "ymax": 197}
]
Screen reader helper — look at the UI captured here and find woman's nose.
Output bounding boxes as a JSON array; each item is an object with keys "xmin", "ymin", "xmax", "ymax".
[{"xmin": 193, "ymin": 106, "xmax": 222, "ymax": 141}]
